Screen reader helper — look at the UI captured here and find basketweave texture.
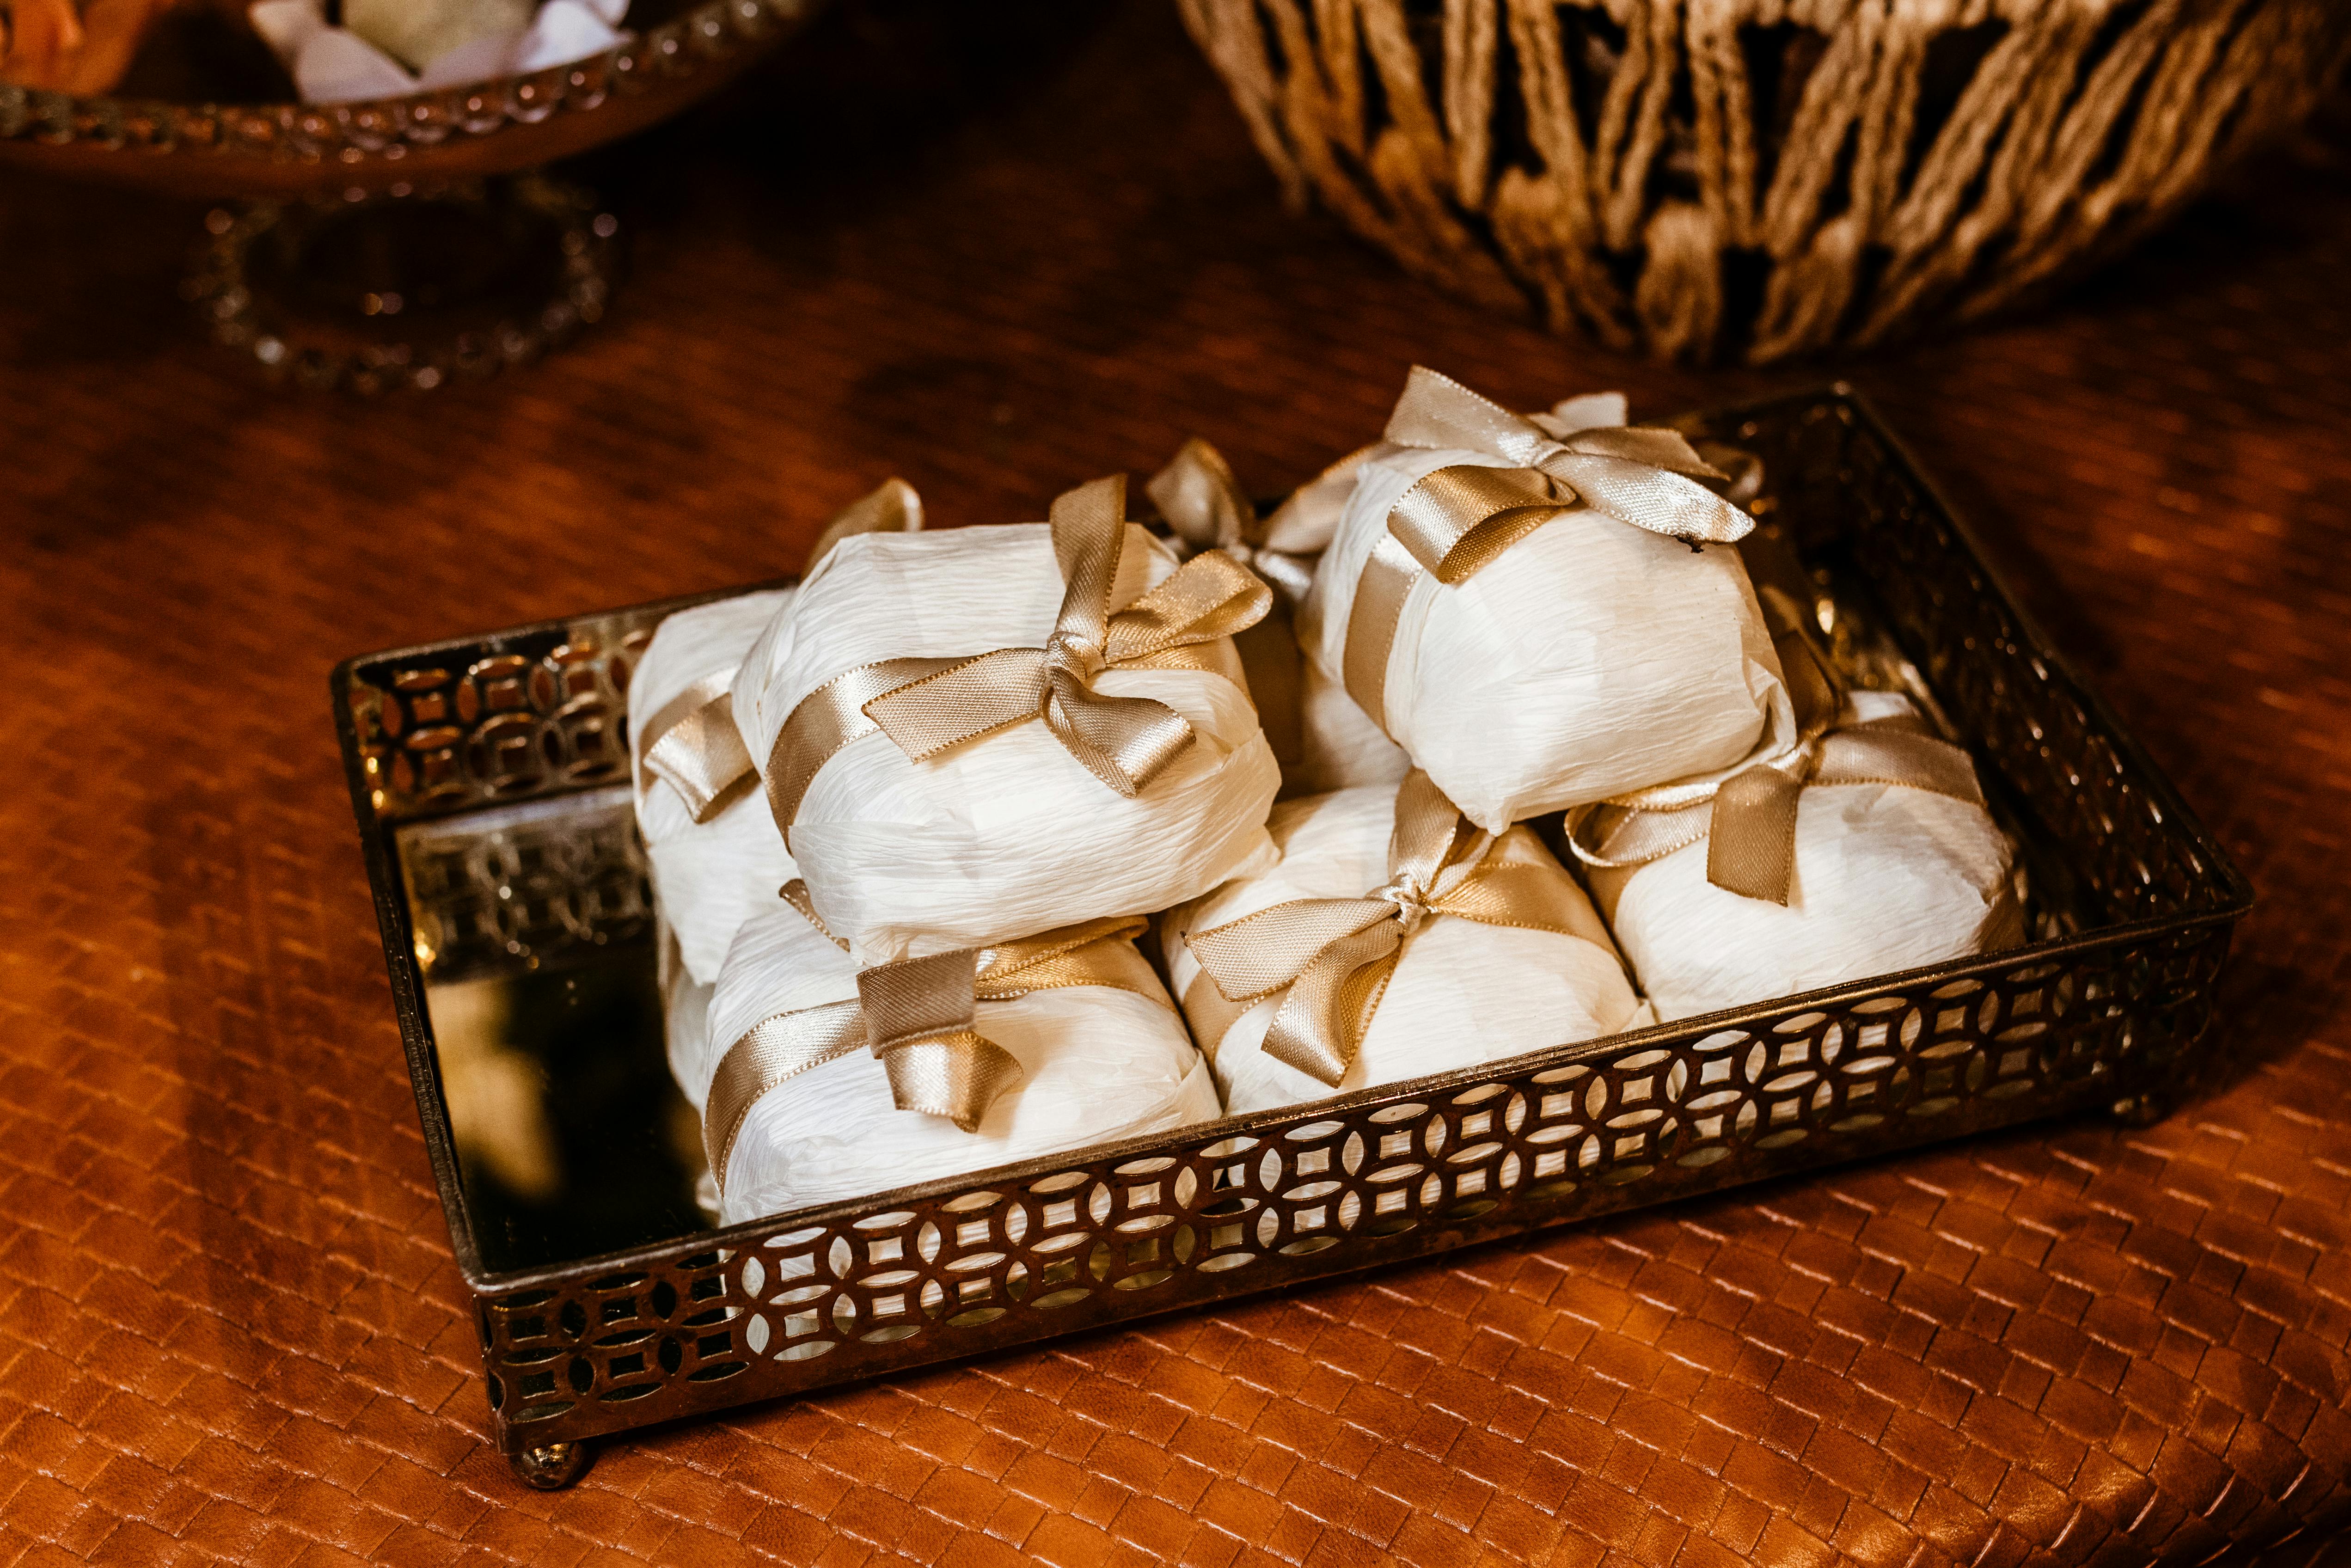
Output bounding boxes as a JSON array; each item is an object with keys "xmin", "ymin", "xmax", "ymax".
[
  {"xmin": 1, "ymin": 4, "xmax": 2349, "ymax": 1563},
  {"xmin": 1177, "ymin": 0, "xmax": 2351, "ymax": 362}
]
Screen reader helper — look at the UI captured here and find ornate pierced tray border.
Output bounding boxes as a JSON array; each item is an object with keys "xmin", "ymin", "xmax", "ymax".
[{"xmin": 331, "ymin": 387, "xmax": 2250, "ymax": 1475}]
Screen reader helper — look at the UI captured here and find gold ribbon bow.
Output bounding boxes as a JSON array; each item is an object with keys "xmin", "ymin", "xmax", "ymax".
[
  {"xmin": 702, "ymin": 894, "xmax": 1169, "ymax": 1191},
  {"xmin": 1567, "ymin": 593, "xmax": 1990, "ymax": 905},
  {"xmin": 1343, "ymin": 367, "xmax": 1757, "ymax": 729},
  {"xmin": 1181, "ymin": 770, "xmax": 1613, "ymax": 1086},
  {"xmin": 1147, "ymin": 438, "xmax": 1320, "ymax": 607},
  {"xmin": 636, "ymin": 478, "xmax": 924, "ymax": 823},
  {"xmin": 1147, "ymin": 438, "xmax": 1336, "ymax": 772},
  {"xmin": 765, "ymin": 473, "xmax": 1273, "ymax": 832}
]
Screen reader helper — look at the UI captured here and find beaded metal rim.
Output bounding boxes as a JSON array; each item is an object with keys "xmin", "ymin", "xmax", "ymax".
[
  {"xmin": 0, "ymin": 0, "xmax": 819, "ymax": 177},
  {"xmin": 332, "ymin": 386, "xmax": 2252, "ymax": 1461},
  {"xmin": 184, "ymin": 173, "xmax": 623, "ymax": 393}
]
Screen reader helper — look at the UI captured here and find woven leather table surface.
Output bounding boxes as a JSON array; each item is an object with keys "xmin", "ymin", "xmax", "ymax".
[{"xmin": 3, "ymin": 6, "xmax": 2349, "ymax": 1565}]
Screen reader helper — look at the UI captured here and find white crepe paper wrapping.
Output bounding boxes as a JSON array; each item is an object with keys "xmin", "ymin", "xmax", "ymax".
[
  {"xmin": 701, "ymin": 906, "xmax": 1221, "ymax": 1226},
  {"xmin": 1589, "ymin": 692, "xmax": 2025, "ymax": 1022},
  {"xmin": 731, "ymin": 523, "xmax": 1282, "ymax": 965},
  {"xmin": 1163, "ymin": 785, "xmax": 1646, "ymax": 1116},
  {"xmin": 1288, "ymin": 658, "xmax": 1410, "ymax": 796},
  {"xmin": 661, "ymin": 934, "xmax": 718, "ymax": 1115},
  {"xmin": 629, "ymin": 591, "xmax": 797, "ymax": 986},
  {"xmin": 249, "ymin": 0, "xmax": 626, "ymax": 104},
  {"xmin": 1301, "ymin": 395, "xmax": 1789, "ymax": 833},
  {"xmin": 1270, "ymin": 471, "xmax": 1410, "ymax": 794}
]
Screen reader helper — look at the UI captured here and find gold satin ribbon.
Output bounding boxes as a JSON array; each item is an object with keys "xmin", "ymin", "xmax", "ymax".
[
  {"xmin": 778, "ymin": 876, "xmax": 836, "ymax": 943},
  {"xmin": 1180, "ymin": 770, "xmax": 1611, "ymax": 1086},
  {"xmin": 1147, "ymin": 437, "xmax": 1320, "ymax": 607},
  {"xmin": 634, "ymin": 478, "xmax": 924, "ymax": 823},
  {"xmin": 702, "ymin": 901, "xmax": 1170, "ymax": 1192},
  {"xmin": 639, "ymin": 674, "xmax": 755, "ymax": 824},
  {"xmin": 1343, "ymin": 367, "xmax": 1757, "ymax": 731},
  {"xmin": 703, "ymin": 998, "xmax": 867, "ymax": 1197},
  {"xmin": 764, "ymin": 474, "xmax": 1272, "ymax": 833},
  {"xmin": 1567, "ymin": 594, "xmax": 1990, "ymax": 905},
  {"xmin": 1263, "ymin": 441, "xmax": 1385, "ymax": 553}
]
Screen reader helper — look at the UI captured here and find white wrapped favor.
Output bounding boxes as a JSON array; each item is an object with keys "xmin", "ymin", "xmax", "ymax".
[
  {"xmin": 1303, "ymin": 369, "xmax": 1791, "ymax": 833},
  {"xmin": 1165, "ymin": 776, "xmax": 1644, "ymax": 1116},
  {"xmin": 698, "ymin": 904, "xmax": 1220, "ymax": 1225},
  {"xmin": 732, "ymin": 476, "xmax": 1282, "ymax": 965},
  {"xmin": 630, "ymin": 590, "xmax": 798, "ymax": 986},
  {"xmin": 631, "ymin": 477, "xmax": 924, "ymax": 987},
  {"xmin": 1576, "ymin": 689, "xmax": 2023, "ymax": 1021}
]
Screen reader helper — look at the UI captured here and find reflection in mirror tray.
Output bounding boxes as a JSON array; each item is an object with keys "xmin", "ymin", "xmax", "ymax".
[{"xmin": 398, "ymin": 790, "xmax": 712, "ymax": 1274}]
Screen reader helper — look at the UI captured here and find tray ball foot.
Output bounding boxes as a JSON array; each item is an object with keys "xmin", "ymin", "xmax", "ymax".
[
  {"xmin": 2110, "ymin": 1090, "xmax": 2171, "ymax": 1128},
  {"xmin": 509, "ymin": 1441, "xmax": 594, "ymax": 1490}
]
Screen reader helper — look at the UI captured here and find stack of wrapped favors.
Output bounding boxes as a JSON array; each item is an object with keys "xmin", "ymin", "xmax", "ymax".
[{"xmin": 630, "ymin": 368, "xmax": 2024, "ymax": 1223}]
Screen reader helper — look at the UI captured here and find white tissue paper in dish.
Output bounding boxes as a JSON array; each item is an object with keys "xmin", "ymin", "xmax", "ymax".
[
  {"xmin": 700, "ymin": 906, "xmax": 1221, "ymax": 1225},
  {"xmin": 1302, "ymin": 393, "xmax": 1789, "ymax": 833},
  {"xmin": 731, "ymin": 521, "xmax": 1282, "ymax": 965},
  {"xmin": 629, "ymin": 590, "xmax": 797, "ymax": 986},
  {"xmin": 249, "ymin": 0, "xmax": 626, "ymax": 104},
  {"xmin": 1587, "ymin": 691, "xmax": 2024, "ymax": 1022},
  {"xmin": 1163, "ymin": 785, "xmax": 1646, "ymax": 1116}
]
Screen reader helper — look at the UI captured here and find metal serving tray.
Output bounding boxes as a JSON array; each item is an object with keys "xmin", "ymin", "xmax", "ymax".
[{"xmin": 331, "ymin": 388, "xmax": 2250, "ymax": 1488}]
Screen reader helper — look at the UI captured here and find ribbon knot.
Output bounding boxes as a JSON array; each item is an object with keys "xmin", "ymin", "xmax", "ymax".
[
  {"xmin": 1182, "ymin": 770, "xmax": 1612, "ymax": 1086},
  {"xmin": 1567, "ymin": 590, "xmax": 1992, "ymax": 905},
  {"xmin": 1344, "ymin": 368, "xmax": 1759, "ymax": 729},
  {"xmin": 764, "ymin": 473, "xmax": 1273, "ymax": 833},
  {"xmin": 1045, "ymin": 626, "xmax": 1108, "ymax": 685}
]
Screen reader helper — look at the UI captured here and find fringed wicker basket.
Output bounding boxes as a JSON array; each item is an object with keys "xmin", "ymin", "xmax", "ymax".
[{"xmin": 1178, "ymin": 0, "xmax": 2351, "ymax": 362}]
